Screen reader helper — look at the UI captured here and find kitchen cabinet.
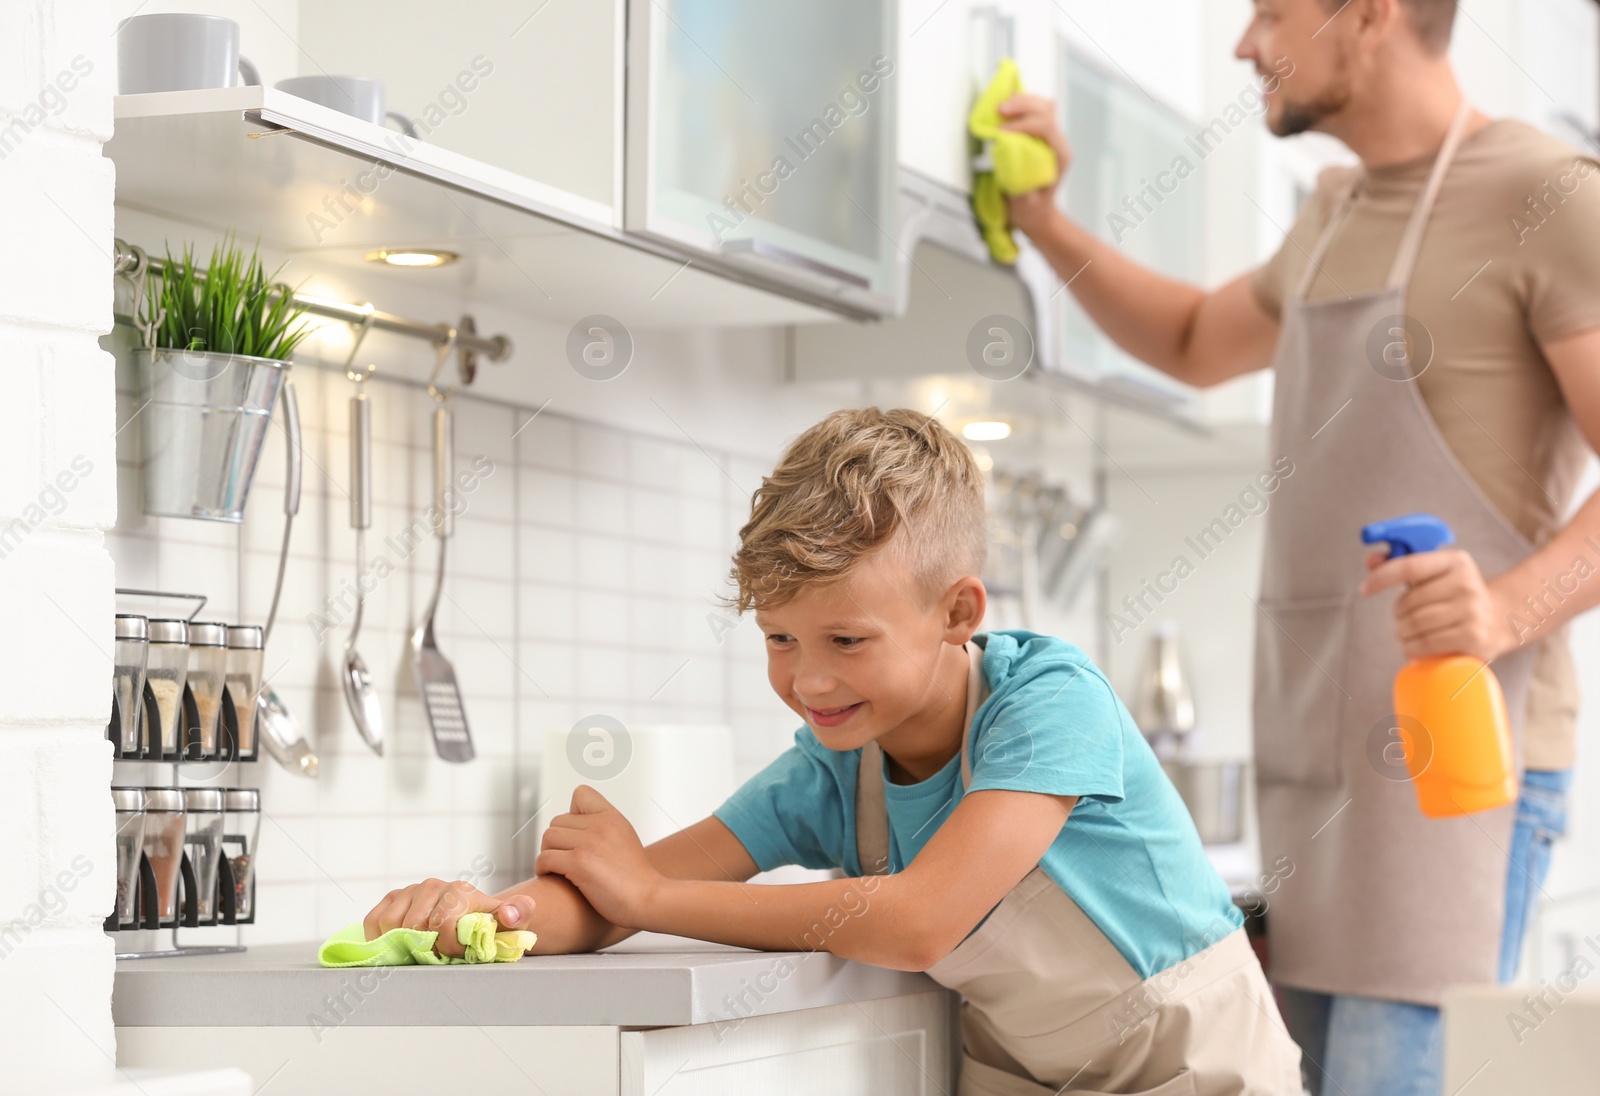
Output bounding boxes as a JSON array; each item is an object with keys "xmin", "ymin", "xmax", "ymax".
[
  {"xmin": 108, "ymin": 87, "xmax": 852, "ymax": 326},
  {"xmin": 1055, "ymin": 46, "xmax": 1202, "ymax": 412},
  {"xmin": 897, "ymin": 0, "xmax": 986, "ymax": 194},
  {"xmin": 112, "ymin": 935, "xmax": 957, "ymax": 1094},
  {"xmin": 294, "ymin": 0, "xmax": 624, "ymax": 224},
  {"xmin": 1443, "ymin": 984, "xmax": 1600, "ymax": 1094},
  {"xmin": 897, "ymin": 0, "xmax": 1059, "ymax": 196},
  {"xmin": 624, "ymin": 0, "xmax": 901, "ymax": 313}
]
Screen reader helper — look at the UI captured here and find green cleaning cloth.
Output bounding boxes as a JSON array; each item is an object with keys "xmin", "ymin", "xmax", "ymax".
[
  {"xmin": 968, "ymin": 58, "xmax": 1060, "ymax": 264},
  {"xmin": 318, "ymin": 911, "xmax": 537, "ymax": 967}
]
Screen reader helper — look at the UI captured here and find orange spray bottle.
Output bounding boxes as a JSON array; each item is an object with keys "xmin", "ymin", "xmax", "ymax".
[{"xmin": 1360, "ymin": 514, "xmax": 1517, "ymax": 817}]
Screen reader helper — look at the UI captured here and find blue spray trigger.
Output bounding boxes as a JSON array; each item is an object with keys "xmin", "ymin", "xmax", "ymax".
[{"xmin": 1360, "ymin": 513, "xmax": 1455, "ymax": 558}]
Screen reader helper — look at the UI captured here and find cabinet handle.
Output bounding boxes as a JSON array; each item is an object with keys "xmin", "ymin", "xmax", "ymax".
[{"xmin": 720, "ymin": 239, "xmax": 871, "ymax": 290}]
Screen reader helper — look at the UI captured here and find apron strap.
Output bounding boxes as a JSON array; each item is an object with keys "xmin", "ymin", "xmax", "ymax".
[
  {"xmin": 854, "ymin": 739, "xmax": 892, "ymax": 876},
  {"xmin": 1291, "ymin": 96, "xmax": 1475, "ymax": 301},
  {"xmin": 1387, "ymin": 96, "xmax": 1474, "ymax": 289},
  {"xmin": 1293, "ymin": 174, "xmax": 1363, "ymax": 300},
  {"xmin": 853, "ymin": 642, "xmax": 983, "ymax": 877}
]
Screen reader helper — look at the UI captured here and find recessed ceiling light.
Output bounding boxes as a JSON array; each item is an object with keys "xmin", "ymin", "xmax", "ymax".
[
  {"xmin": 364, "ymin": 249, "xmax": 459, "ymax": 268},
  {"xmin": 962, "ymin": 420, "xmax": 1012, "ymax": 441}
]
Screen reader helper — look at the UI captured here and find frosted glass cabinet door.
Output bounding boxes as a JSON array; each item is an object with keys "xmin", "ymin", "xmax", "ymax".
[
  {"xmin": 1057, "ymin": 50, "xmax": 1201, "ymax": 406},
  {"xmin": 626, "ymin": 0, "xmax": 899, "ymax": 313}
]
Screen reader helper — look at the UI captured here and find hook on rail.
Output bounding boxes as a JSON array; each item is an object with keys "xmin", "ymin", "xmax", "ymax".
[{"xmin": 426, "ymin": 325, "xmax": 460, "ymax": 403}]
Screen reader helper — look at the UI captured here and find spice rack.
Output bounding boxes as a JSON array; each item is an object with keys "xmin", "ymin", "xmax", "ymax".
[{"xmin": 109, "ymin": 589, "xmax": 264, "ymax": 960}]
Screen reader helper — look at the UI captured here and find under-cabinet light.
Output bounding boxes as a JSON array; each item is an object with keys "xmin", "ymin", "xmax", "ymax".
[
  {"xmin": 962, "ymin": 420, "xmax": 1012, "ymax": 442},
  {"xmin": 364, "ymin": 249, "xmax": 459, "ymax": 268}
]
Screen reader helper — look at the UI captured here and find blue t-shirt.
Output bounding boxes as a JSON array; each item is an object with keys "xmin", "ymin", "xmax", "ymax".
[{"xmin": 713, "ymin": 629, "xmax": 1242, "ymax": 978}]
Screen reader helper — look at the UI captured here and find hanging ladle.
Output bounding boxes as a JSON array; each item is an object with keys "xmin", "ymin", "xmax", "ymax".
[
  {"xmin": 256, "ymin": 375, "xmax": 319, "ymax": 778},
  {"xmin": 340, "ymin": 307, "xmax": 384, "ymax": 755}
]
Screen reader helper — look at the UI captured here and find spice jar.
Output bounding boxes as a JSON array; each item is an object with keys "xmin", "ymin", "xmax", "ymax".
[
  {"xmin": 112, "ymin": 786, "xmax": 147, "ymax": 927},
  {"xmin": 185, "ymin": 622, "xmax": 228, "ymax": 759},
  {"xmin": 221, "ymin": 788, "xmax": 261, "ymax": 922},
  {"xmin": 139, "ymin": 787, "xmax": 186, "ymax": 927},
  {"xmin": 144, "ymin": 620, "xmax": 189, "ymax": 759},
  {"xmin": 182, "ymin": 788, "xmax": 225, "ymax": 925},
  {"xmin": 224, "ymin": 626, "xmax": 264, "ymax": 762},
  {"xmin": 112, "ymin": 615, "xmax": 149, "ymax": 758}
]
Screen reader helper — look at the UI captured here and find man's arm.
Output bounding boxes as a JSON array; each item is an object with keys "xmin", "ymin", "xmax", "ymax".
[
  {"xmin": 631, "ymin": 789, "xmax": 1077, "ymax": 972},
  {"xmin": 999, "ymin": 94, "xmax": 1280, "ymax": 389},
  {"xmin": 1362, "ymin": 326, "xmax": 1600, "ymax": 656},
  {"xmin": 1484, "ymin": 326, "xmax": 1600, "ymax": 643}
]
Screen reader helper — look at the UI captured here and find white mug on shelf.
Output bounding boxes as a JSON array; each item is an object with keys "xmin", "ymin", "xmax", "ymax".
[
  {"xmin": 275, "ymin": 75, "xmax": 418, "ymax": 139},
  {"xmin": 116, "ymin": 13, "xmax": 259, "ymax": 94}
]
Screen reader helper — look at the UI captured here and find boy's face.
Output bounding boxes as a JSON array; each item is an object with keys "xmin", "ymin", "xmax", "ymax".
[{"xmin": 755, "ymin": 545, "xmax": 984, "ymax": 752}]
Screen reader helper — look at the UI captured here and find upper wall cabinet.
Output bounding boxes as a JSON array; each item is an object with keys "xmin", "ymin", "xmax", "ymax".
[
  {"xmin": 898, "ymin": 0, "xmax": 982, "ymax": 193},
  {"xmin": 624, "ymin": 1, "xmax": 900, "ymax": 313},
  {"xmin": 295, "ymin": 0, "xmax": 623, "ymax": 224},
  {"xmin": 897, "ymin": 0, "xmax": 1058, "ymax": 195},
  {"xmin": 1055, "ymin": 48, "xmax": 1202, "ymax": 409}
]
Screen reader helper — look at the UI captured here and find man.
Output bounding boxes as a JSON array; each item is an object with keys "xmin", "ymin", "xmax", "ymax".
[{"xmin": 1001, "ymin": 0, "xmax": 1600, "ymax": 1093}]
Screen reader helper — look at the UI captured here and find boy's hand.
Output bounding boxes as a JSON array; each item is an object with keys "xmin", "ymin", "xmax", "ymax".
[
  {"xmin": 535, "ymin": 785, "xmax": 663, "ymax": 931},
  {"xmin": 362, "ymin": 879, "xmax": 535, "ymax": 960}
]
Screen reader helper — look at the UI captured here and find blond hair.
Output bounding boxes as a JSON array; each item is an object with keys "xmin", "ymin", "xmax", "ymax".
[{"xmin": 729, "ymin": 408, "xmax": 988, "ymax": 613}]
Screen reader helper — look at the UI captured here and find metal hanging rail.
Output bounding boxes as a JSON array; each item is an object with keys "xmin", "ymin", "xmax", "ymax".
[{"xmin": 111, "ymin": 237, "xmax": 513, "ymax": 366}]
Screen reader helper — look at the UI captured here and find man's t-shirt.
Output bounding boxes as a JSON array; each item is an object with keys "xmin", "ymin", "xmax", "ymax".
[
  {"xmin": 712, "ymin": 629, "xmax": 1242, "ymax": 980},
  {"xmin": 1251, "ymin": 118, "xmax": 1600, "ymax": 771}
]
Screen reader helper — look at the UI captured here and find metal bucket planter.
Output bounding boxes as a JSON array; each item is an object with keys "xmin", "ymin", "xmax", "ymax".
[{"xmin": 135, "ymin": 347, "xmax": 288, "ymax": 522}]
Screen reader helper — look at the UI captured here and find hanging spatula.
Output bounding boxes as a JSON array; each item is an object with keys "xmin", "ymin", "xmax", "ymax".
[{"xmin": 411, "ymin": 389, "xmax": 474, "ymax": 762}]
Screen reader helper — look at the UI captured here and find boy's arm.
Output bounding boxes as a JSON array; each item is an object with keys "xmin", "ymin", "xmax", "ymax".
[
  {"xmin": 504, "ymin": 815, "xmax": 764, "ymax": 953},
  {"xmin": 363, "ymin": 814, "xmax": 762, "ymax": 958},
  {"xmin": 563, "ymin": 788, "xmax": 1077, "ymax": 972}
]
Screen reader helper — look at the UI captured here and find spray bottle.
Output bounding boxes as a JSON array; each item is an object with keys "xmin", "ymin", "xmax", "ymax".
[{"xmin": 1360, "ymin": 513, "xmax": 1517, "ymax": 817}]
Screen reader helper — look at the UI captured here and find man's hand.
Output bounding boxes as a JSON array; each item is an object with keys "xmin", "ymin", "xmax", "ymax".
[
  {"xmin": 362, "ymin": 879, "xmax": 535, "ymax": 960},
  {"xmin": 1359, "ymin": 547, "xmax": 1521, "ymax": 661},
  {"xmin": 534, "ymin": 785, "xmax": 664, "ymax": 931},
  {"xmin": 997, "ymin": 93, "xmax": 1071, "ymax": 236}
]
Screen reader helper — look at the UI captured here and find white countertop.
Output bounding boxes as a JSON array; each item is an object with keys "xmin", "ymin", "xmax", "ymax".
[{"xmin": 112, "ymin": 931, "xmax": 943, "ymax": 1029}]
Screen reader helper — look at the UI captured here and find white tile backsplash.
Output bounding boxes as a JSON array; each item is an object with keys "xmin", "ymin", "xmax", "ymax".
[{"xmin": 106, "ymin": 354, "xmax": 803, "ymax": 946}]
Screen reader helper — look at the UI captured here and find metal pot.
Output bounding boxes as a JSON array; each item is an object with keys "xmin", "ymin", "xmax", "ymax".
[{"xmin": 1161, "ymin": 759, "xmax": 1249, "ymax": 846}]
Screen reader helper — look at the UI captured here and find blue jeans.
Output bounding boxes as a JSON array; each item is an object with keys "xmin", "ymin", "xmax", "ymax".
[{"xmin": 1279, "ymin": 768, "xmax": 1572, "ymax": 1096}]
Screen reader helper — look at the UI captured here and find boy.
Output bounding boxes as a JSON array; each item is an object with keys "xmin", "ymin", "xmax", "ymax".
[{"xmin": 363, "ymin": 408, "xmax": 1303, "ymax": 1094}]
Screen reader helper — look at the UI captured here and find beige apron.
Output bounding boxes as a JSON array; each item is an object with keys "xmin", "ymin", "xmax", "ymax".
[
  {"xmin": 855, "ymin": 639, "xmax": 1304, "ymax": 1095},
  {"xmin": 1252, "ymin": 98, "xmax": 1539, "ymax": 1006}
]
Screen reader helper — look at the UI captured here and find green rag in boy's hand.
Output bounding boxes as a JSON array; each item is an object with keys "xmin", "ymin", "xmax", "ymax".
[{"xmin": 318, "ymin": 911, "xmax": 538, "ymax": 967}]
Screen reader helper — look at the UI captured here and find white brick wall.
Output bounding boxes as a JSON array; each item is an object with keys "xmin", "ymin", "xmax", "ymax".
[{"xmin": 0, "ymin": 0, "xmax": 120, "ymax": 1091}]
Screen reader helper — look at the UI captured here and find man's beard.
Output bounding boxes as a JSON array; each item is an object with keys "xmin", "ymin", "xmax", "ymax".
[
  {"xmin": 1271, "ymin": 83, "xmax": 1353, "ymax": 136},
  {"xmin": 1267, "ymin": 43, "xmax": 1353, "ymax": 137}
]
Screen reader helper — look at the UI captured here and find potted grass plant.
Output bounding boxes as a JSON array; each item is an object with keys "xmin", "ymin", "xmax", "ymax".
[
  {"xmin": 134, "ymin": 235, "xmax": 316, "ymax": 522},
  {"xmin": 138, "ymin": 233, "xmax": 313, "ymax": 361}
]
